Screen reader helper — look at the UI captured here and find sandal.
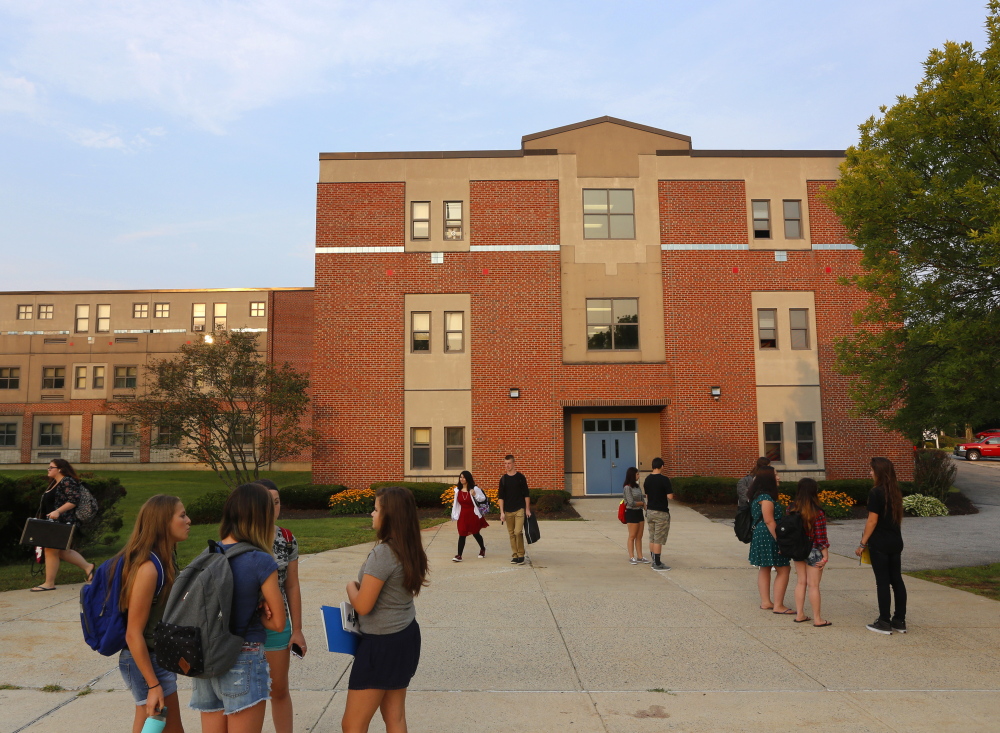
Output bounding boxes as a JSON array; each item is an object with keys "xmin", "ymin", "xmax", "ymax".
[
  {"xmin": 793, "ymin": 617, "xmax": 812, "ymax": 623},
  {"xmin": 31, "ymin": 586, "xmax": 57, "ymax": 592},
  {"xmin": 813, "ymin": 621, "xmax": 833, "ymax": 627},
  {"xmin": 773, "ymin": 609, "xmax": 796, "ymax": 615}
]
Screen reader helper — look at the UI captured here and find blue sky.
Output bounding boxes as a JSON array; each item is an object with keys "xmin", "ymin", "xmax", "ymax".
[{"xmin": 0, "ymin": 0, "xmax": 991, "ymax": 291}]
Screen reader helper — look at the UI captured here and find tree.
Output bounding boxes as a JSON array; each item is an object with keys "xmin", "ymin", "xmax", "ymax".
[
  {"xmin": 827, "ymin": 2, "xmax": 1000, "ymax": 442},
  {"xmin": 116, "ymin": 331, "xmax": 314, "ymax": 488}
]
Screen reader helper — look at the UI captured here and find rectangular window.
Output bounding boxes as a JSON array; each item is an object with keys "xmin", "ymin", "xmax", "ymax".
[
  {"xmin": 411, "ymin": 201, "xmax": 430, "ymax": 239},
  {"xmin": 17, "ymin": 305, "xmax": 32, "ymax": 320},
  {"xmin": 752, "ymin": 200, "xmax": 771, "ymax": 239},
  {"xmin": 410, "ymin": 427, "xmax": 431, "ymax": 469},
  {"xmin": 0, "ymin": 367, "xmax": 20, "ymax": 389},
  {"xmin": 156, "ymin": 423, "xmax": 180, "ymax": 446},
  {"xmin": 411, "ymin": 312, "xmax": 430, "ymax": 352},
  {"xmin": 38, "ymin": 304, "xmax": 54, "ymax": 319},
  {"xmin": 110, "ymin": 423, "xmax": 137, "ymax": 446},
  {"xmin": 445, "ymin": 427, "xmax": 465, "ymax": 469},
  {"xmin": 445, "ymin": 312, "xmax": 464, "ymax": 352},
  {"xmin": 583, "ymin": 189, "xmax": 635, "ymax": 239},
  {"xmin": 75, "ymin": 304, "xmax": 90, "ymax": 333},
  {"xmin": 114, "ymin": 366, "xmax": 138, "ymax": 389},
  {"xmin": 790, "ymin": 308, "xmax": 810, "ymax": 349},
  {"xmin": 764, "ymin": 422, "xmax": 783, "ymax": 462},
  {"xmin": 0, "ymin": 423, "xmax": 16, "ymax": 446},
  {"xmin": 213, "ymin": 303, "xmax": 227, "ymax": 331},
  {"xmin": 783, "ymin": 200, "xmax": 802, "ymax": 239},
  {"xmin": 154, "ymin": 303, "xmax": 170, "ymax": 318},
  {"xmin": 586, "ymin": 298, "xmax": 639, "ymax": 350},
  {"xmin": 443, "ymin": 201, "xmax": 463, "ymax": 241},
  {"xmin": 192, "ymin": 303, "xmax": 206, "ymax": 331},
  {"xmin": 232, "ymin": 422, "xmax": 255, "ymax": 446},
  {"xmin": 92, "ymin": 366, "xmax": 105, "ymax": 389},
  {"xmin": 133, "ymin": 303, "xmax": 149, "ymax": 318},
  {"xmin": 758, "ymin": 309, "xmax": 777, "ymax": 349},
  {"xmin": 75, "ymin": 366, "xmax": 87, "ymax": 389},
  {"xmin": 39, "ymin": 423, "xmax": 63, "ymax": 447},
  {"xmin": 42, "ymin": 367, "xmax": 65, "ymax": 389},
  {"xmin": 250, "ymin": 301, "xmax": 266, "ymax": 318},
  {"xmin": 96, "ymin": 304, "xmax": 111, "ymax": 333},
  {"xmin": 796, "ymin": 422, "xmax": 816, "ymax": 462}
]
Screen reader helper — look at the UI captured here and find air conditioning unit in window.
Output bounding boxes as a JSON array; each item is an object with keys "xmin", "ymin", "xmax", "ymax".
[{"xmin": 193, "ymin": 324, "xmax": 205, "ymax": 331}]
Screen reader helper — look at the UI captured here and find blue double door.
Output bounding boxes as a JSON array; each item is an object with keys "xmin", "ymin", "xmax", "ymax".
[{"xmin": 584, "ymin": 430, "xmax": 637, "ymax": 495}]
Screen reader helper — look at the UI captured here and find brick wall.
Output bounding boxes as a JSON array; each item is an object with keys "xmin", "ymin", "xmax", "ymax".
[
  {"xmin": 659, "ymin": 180, "xmax": 748, "ymax": 244},
  {"xmin": 316, "ymin": 182, "xmax": 405, "ymax": 248},
  {"xmin": 807, "ymin": 181, "xmax": 851, "ymax": 244},
  {"xmin": 469, "ymin": 180, "xmax": 560, "ymax": 246},
  {"xmin": 268, "ymin": 289, "xmax": 315, "ymax": 462}
]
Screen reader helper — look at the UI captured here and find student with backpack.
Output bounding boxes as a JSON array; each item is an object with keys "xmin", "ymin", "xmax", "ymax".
[
  {"xmin": 185, "ymin": 483, "xmax": 286, "ymax": 733},
  {"xmin": 254, "ymin": 479, "xmax": 306, "ymax": 733},
  {"xmin": 855, "ymin": 457, "xmax": 907, "ymax": 635},
  {"xmin": 450, "ymin": 470, "xmax": 489, "ymax": 561},
  {"xmin": 747, "ymin": 468, "xmax": 793, "ymax": 614},
  {"xmin": 342, "ymin": 486, "xmax": 429, "ymax": 733},
  {"xmin": 33, "ymin": 459, "xmax": 96, "ymax": 591},
  {"xmin": 788, "ymin": 478, "xmax": 831, "ymax": 627},
  {"xmin": 104, "ymin": 494, "xmax": 192, "ymax": 733}
]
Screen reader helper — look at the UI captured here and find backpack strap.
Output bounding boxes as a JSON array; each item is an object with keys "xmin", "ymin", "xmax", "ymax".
[
  {"xmin": 279, "ymin": 527, "xmax": 294, "ymax": 544},
  {"xmin": 148, "ymin": 552, "xmax": 165, "ymax": 598}
]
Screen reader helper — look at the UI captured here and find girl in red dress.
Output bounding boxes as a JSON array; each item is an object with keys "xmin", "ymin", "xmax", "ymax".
[{"xmin": 450, "ymin": 471, "xmax": 489, "ymax": 561}]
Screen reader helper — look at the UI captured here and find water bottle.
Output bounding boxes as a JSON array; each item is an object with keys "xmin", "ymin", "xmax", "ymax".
[{"xmin": 141, "ymin": 706, "xmax": 167, "ymax": 733}]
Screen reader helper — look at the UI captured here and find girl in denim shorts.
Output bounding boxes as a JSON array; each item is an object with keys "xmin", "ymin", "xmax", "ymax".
[
  {"xmin": 791, "ymin": 478, "xmax": 831, "ymax": 627},
  {"xmin": 115, "ymin": 494, "xmax": 192, "ymax": 732},
  {"xmin": 189, "ymin": 483, "xmax": 286, "ymax": 732}
]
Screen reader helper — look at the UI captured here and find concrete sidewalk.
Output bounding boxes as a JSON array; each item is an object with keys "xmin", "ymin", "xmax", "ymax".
[{"xmin": 2, "ymin": 500, "xmax": 998, "ymax": 732}]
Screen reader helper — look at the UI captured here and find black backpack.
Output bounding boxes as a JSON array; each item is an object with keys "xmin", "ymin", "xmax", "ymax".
[
  {"xmin": 775, "ymin": 512, "xmax": 813, "ymax": 561},
  {"xmin": 734, "ymin": 505, "xmax": 756, "ymax": 544}
]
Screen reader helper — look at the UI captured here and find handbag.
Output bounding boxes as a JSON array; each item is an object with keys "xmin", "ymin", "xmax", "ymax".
[
  {"xmin": 473, "ymin": 486, "xmax": 490, "ymax": 516},
  {"xmin": 618, "ymin": 500, "xmax": 627, "ymax": 524},
  {"xmin": 20, "ymin": 518, "xmax": 75, "ymax": 550},
  {"xmin": 523, "ymin": 512, "xmax": 541, "ymax": 544}
]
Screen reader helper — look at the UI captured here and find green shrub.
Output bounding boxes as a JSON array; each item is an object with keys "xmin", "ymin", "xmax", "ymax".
[
  {"xmin": 369, "ymin": 481, "xmax": 452, "ymax": 508},
  {"xmin": 902, "ymin": 493, "xmax": 949, "ymax": 517},
  {"xmin": 534, "ymin": 492, "xmax": 568, "ymax": 513},
  {"xmin": 278, "ymin": 483, "xmax": 347, "ymax": 510},
  {"xmin": 529, "ymin": 489, "xmax": 571, "ymax": 506},
  {"xmin": 670, "ymin": 476, "xmax": 738, "ymax": 504},
  {"xmin": 0, "ymin": 473, "xmax": 125, "ymax": 560},
  {"xmin": 913, "ymin": 449, "xmax": 956, "ymax": 502},
  {"xmin": 186, "ymin": 489, "xmax": 230, "ymax": 525}
]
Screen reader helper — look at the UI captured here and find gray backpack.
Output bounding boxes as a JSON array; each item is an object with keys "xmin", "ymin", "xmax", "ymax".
[{"xmin": 152, "ymin": 540, "xmax": 259, "ymax": 678}]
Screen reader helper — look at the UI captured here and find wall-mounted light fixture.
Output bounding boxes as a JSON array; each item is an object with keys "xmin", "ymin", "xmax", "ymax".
[
  {"xmin": 710, "ymin": 386, "xmax": 721, "ymax": 400},
  {"xmin": 509, "ymin": 387, "xmax": 520, "ymax": 399}
]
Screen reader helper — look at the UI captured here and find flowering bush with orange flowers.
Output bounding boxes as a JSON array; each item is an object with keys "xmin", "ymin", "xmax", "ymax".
[
  {"xmin": 440, "ymin": 485, "xmax": 499, "ymax": 512},
  {"xmin": 329, "ymin": 488, "xmax": 376, "ymax": 515},
  {"xmin": 777, "ymin": 490, "xmax": 854, "ymax": 520}
]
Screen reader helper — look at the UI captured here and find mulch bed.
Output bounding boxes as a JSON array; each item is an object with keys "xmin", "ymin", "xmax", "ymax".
[{"xmin": 282, "ymin": 505, "xmax": 582, "ymax": 521}]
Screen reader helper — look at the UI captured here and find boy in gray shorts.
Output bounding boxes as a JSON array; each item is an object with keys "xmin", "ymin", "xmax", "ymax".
[{"xmin": 643, "ymin": 457, "xmax": 674, "ymax": 571}]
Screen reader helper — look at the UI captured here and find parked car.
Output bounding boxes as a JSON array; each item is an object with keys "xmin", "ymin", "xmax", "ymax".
[
  {"xmin": 974, "ymin": 428, "xmax": 1000, "ymax": 440},
  {"xmin": 955, "ymin": 435, "xmax": 1000, "ymax": 461}
]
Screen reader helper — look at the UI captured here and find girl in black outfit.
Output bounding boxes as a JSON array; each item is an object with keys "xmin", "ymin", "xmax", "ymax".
[
  {"xmin": 855, "ymin": 457, "xmax": 907, "ymax": 634},
  {"xmin": 33, "ymin": 458, "xmax": 95, "ymax": 591}
]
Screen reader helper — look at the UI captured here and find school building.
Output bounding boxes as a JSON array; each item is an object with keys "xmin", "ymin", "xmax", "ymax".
[
  {"xmin": 0, "ymin": 288, "xmax": 312, "ymax": 469},
  {"xmin": 311, "ymin": 116, "xmax": 913, "ymax": 494}
]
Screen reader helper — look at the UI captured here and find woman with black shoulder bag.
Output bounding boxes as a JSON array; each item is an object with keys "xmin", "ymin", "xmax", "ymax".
[{"xmin": 32, "ymin": 459, "xmax": 95, "ymax": 591}]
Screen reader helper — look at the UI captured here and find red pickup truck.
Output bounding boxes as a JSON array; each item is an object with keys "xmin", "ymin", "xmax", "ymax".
[{"xmin": 955, "ymin": 435, "xmax": 1000, "ymax": 461}]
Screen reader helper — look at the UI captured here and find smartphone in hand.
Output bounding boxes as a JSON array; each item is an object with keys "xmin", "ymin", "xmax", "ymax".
[{"xmin": 290, "ymin": 643, "xmax": 304, "ymax": 659}]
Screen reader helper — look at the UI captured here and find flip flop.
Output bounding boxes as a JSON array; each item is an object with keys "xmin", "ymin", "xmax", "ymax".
[
  {"xmin": 813, "ymin": 621, "xmax": 833, "ymax": 627},
  {"xmin": 773, "ymin": 609, "xmax": 796, "ymax": 615},
  {"xmin": 793, "ymin": 617, "xmax": 812, "ymax": 623},
  {"xmin": 30, "ymin": 586, "xmax": 56, "ymax": 592}
]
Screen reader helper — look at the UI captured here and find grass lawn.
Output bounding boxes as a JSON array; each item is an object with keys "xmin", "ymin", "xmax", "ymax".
[
  {"xmin": 907, "ymin": 563, "xmax": 1000, "ymax": 602},
  {"xmin": 0, "ymin": 469, "xmax": 447, "ymax": 592}
]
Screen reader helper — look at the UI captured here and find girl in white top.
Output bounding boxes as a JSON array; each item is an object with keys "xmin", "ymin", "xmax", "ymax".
[{"xmin": 450, "ymin": 471, "xmax": 489, "ymax": 561}]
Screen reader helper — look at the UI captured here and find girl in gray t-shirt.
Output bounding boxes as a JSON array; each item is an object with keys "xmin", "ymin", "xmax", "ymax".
[{"xmin": 343, "ymin": 487, "xmax": 429, "ymax": 732}]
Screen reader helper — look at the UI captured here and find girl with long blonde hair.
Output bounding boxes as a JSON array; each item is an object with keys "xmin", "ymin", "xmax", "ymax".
[{"xmin": 113, "ymin": 494, "xmax": 192, "ymax": 733}]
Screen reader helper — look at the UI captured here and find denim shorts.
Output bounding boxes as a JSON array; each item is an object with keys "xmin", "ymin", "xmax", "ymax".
[
  {"xmin": 119, "ymin": 648, "xmax": 178, "ymax": 705},
  {"xmin": 189, "ymin": 646, "xmax": 271, "ymax": 715},
  {"xmin": 807, "ymin": 547, "xmax": 825, "ymax": 567}
]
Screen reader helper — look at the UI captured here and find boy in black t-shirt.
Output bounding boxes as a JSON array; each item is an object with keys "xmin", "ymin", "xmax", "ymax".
[
  {"xmin": 643, "ymin": 457, "xmax": 674, "ymax": 571},
  {"xmin": 498, "ymin": 454, "xmax": 532, "ymax": 564}
]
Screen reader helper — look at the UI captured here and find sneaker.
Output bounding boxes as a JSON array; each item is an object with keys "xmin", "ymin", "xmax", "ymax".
[
  {"xmin": 510, "ymin": 557, "xmax": 519, "ymax": 564},
  {"xmin": 478, "ymin": 549, "xmax": 486, "ymax": 558},
  {"xmin": 866, "ymin": 618, "xmax": 893, "ymax": 635},
  {"xmin": 890, "ymin": 619, "xmax": 907, "ymax": 634},
  {"xmin": 637, "ymin": 557, "xmax": 650, "ymax": 564},
  {"xmin": 452, "ymin": 555, "xmax": 462, "ymax": 562},
  {"xmin": 515, "ymin": 557, "xmax": 525, "ymax": 564},
  {"xmin": 651, "ymin": 562, "xmax": 671, "ymax": 571},
  {"xmin": 629, "ymin": 557, "xmax": 638, "ymax": 565}
]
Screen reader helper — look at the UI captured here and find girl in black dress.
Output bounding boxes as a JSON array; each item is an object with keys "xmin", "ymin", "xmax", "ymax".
[
  {"xmin": 855, "ymin": 457, "xmax": 907, "ymax": 634},
  {"xmin": 33, "ymin": 459, "xmax": 94, "ymax": 591}
]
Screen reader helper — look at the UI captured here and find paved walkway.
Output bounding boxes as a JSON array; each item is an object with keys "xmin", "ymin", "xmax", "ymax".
[{"xmin": 2, "ymin": 500, "xmax": 998, "ymax": 732}]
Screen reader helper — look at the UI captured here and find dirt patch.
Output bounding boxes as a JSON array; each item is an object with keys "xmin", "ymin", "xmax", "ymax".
[
  {"xmin": 945, "ymin": 492, "xmax": 979, "ymax": 515},
  {"xmin": 675, "ymin": 501, "xmax": 737, "ymax": 521}
]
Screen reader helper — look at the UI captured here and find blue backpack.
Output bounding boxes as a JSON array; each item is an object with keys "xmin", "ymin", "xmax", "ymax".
[{"xmin": 80, "ymin": 552, "xmax": 164, "ymax": 656}]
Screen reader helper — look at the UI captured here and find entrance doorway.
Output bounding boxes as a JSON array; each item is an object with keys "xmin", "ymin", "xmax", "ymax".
[{"xmin": 583, "ymin": 418, "xmax": 637, "ymax": 495}]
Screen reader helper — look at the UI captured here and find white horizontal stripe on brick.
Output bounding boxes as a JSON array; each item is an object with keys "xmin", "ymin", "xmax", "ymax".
[
  {"xmin": 315, "ymin": 246, "xmax": 405, "ymax": 254},
  {"xmin": 812, "ymin": 243, "xmax": 859, "ymax": 250}
]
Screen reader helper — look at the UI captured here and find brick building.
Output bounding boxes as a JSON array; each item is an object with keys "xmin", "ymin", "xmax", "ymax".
[
  {"xmin": 0, "ymin": 288, "xmax": 313, "ymax": 469},
  {"xmin": 312, "ymin": 116, "xmax": 913, "ymax": 493}
]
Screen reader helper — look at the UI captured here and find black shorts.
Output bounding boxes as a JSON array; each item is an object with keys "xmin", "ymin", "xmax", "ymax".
[
  {"xmin": 348, "ymin": 619, "xmax": 421, "ymax": 691},
  {"xmin": 625, "ymin": 508, "xmax": 644, "ymax": 524}
]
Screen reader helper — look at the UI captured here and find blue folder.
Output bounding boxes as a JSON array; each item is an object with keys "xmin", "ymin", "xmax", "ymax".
[{"xmin": 320, "ymin": 605, "xmax": 360, "ymax": 655}]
